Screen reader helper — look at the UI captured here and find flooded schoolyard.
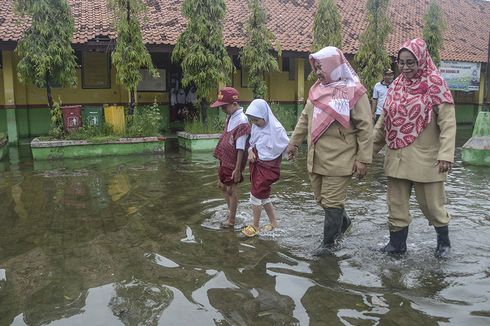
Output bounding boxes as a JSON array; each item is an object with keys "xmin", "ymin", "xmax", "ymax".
[{"xmin": 0, "ymin": 127, "xmax": 489, "ymax": 325}]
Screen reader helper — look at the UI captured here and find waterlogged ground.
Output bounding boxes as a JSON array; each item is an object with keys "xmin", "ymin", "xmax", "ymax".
[{"xmin": 0, "ymin": 128, "xmax": 489, "ymax": 325}]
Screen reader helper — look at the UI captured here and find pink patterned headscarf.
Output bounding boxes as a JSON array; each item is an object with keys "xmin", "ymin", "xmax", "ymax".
[
  {"xmin": 384, "ymin": 38, "xmax": 454, "ymax": 149},
  {"xmin": 308, "ymin": 47, "xmax": 366, "ymax": 144}
]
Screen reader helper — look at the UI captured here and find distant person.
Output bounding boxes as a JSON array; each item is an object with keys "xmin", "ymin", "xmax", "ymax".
[
  {"xmin": 211, "ymin": 87, "xmax": 251, "ymax": 229},
  {"xmin": 371, "ymin": 69, "xmax": 394, "ymax": 123},
  {"xmin": 373, "ymin": 38, "xmax": 456, "ymax": 258},
  {"xmin": 241, "ymin": 99, "xmax": 289, "ymax": 237},
  {"xmin": 287, "ymin": 46, "xmax": 373, "ymax": 255}
]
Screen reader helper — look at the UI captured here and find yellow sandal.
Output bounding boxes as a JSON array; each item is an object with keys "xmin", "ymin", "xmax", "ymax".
[{"xmin": 242, "ymin": 225, "xmax": 259, "ymax": 237}]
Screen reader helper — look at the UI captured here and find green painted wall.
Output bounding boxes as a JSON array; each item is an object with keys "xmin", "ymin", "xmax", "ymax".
[
  {"xmin": 0, "ymin": 110, "xmax": 6, "ymax": 134},
  {"xmin": 455, "ymin": 104, "xmax": 478, "ymax": 124}
]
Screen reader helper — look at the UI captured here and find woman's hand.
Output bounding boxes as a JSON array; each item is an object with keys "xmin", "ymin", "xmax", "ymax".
[
  {"xmin": 287, "ymin": 144, "xmax": 298, "ymax": 160},
  {"xmin": 437, "ymin": 160, "xmax": 453, "ymax": 173},
  {"xmin": 353, "ymin": 161, "xmax": 368, "ymax": 179},
  {"xmin": 248, "ymin": 150, "xmax": 256, "ymax": 163}
]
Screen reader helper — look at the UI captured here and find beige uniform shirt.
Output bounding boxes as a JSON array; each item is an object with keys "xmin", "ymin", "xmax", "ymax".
[
  {"xmin": 289, "ymin": 94, "xmax": 373, "ymax": 176},
  {"xmin": 373, "ymin": 103, "xmax": 456, "ymax": 183}
]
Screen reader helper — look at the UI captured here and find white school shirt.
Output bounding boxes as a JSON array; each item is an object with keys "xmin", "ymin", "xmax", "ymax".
[
  {"xmin": 227, "ymin": 108, "xmax": 248, "ymax": 150},
  {"xmin": 372, "ymin": 81, "xmax": 389, "ymax": 115}
]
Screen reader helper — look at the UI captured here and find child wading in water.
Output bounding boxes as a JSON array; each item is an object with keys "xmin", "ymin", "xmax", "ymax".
[
  {"xmin": 242, "ymin": 99, "xmax": 289, "ymax": 237},
  {"xmin": 211, "ymin": 87, "xmax": 251, "ymax": 228}
]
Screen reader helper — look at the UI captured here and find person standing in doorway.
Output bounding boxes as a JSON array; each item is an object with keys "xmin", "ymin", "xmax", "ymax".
[
  {"xmin": 211, "ymin": 87, "xmax": 251, "ymax": 229},
  {"xmin": 287, "ymin": 47, "xmax": 373, "ymax": 255},
  {"xmin": 373, "ymin": 38, "xmax": 456, "ymax": 258},
  {"xmin": 371, "ymin": 69, "xmax": 394, "ymax": 124}
]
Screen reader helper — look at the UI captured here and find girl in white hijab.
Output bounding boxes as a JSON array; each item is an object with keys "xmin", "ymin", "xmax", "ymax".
[{"xmin": 242, "ymin": 99, "xmax": 289, "ymax": 237}]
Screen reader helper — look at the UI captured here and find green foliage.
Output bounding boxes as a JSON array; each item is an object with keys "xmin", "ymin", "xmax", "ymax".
[
  {"xmin": 48, "ymin": 99, "xmax": 64, "ymax": 139},
  {"xmin": 109, "ymin": 0, "xmax": 158, "ymax": 100},
  {"xmin": 423, "ymin": 0, "xmax": 446, "ymax": 67},
  {"xmin": 14, "ymin": 0, "xmax": 78, "ymax": 108},
  {"xmin": 354, "ymin": 0, "xmax": 392, "ymax": 96},
  {"xmin": 269, "ymin": 103, "xmax": 297, "ymax": 131},
  {"xmin": 184, "ymin": 116, "xmax": 224, "ymax": 134},
  {"xmin": 311, "ymin": 0, "xmax": 342, "ymax": 52},
  {"xmin": 65, "ymin": 123, "xmax": 117, "ymax": 142},
  {"xmin": 125, "ymin": 101, "xmax": 163, "ymax": 137},
  {"xmin": 240, "ymin": 0, "xmax": 279, "ymax": 98},
  {"xmin": 172, "ymin": 0, "xmax": 232, "ymax": 103},
  {"xmin": 0, "ymin": 133, "xmax": 6, "ymax": 142}
]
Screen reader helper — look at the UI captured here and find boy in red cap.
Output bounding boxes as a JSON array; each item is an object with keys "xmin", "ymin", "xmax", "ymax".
[{"xmin": 211, "ymin": 87, "xmax": 251, "ymax": 228}]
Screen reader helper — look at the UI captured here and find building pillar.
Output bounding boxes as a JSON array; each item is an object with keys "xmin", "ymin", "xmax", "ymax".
[
  {"xmin": 295, "ymin": 57, "xmax": 305, "ymax": 118},
  {"xmin": 2, "ymin": 51, "xmax": 18, "ymax": 144},
  {"xmin": 478, "ymin": 69, "xmax": 485, "ymax": 111}
]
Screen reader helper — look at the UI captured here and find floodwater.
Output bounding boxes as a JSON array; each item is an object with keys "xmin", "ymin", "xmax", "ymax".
[{"xmin": 0, "ymin": 127, "xmax": 489, "ymax": 326}]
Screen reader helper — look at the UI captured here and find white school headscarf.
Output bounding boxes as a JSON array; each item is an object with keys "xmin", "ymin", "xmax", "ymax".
[{"xmin": 245, "ymin": 99, "xmax": 290, "ymax": 161}]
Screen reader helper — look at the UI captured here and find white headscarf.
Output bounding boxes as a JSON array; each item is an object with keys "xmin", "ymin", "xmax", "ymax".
[{"xmin": 245, "ymin": 99, "xmax": 290, "ymax": 161}]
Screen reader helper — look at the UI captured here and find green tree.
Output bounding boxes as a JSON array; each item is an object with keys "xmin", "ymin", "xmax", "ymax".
[
  {"xmin": 423, "ymin": 0, "xmax": 446, "ymax": 66},
  {"xmin": 240, "ymin": 0, "xmax": 279, "ymax": 99},
  {"xmin": 14, "ymin": 0, "xmax": 78, "ymax": 110},
  {"xmin": 354, "ymin": 0, "xmax": 391, "ymax": 96},
  {"xmin": 109, "ymin": 0, "xmax": 158, "ymax": 115},
  {"xmin": 311, "ymin": 0, "xmax": 342, "ymax": 52},
  {"xmin": 172, "ymin": 0, "xmax": 232, "ymax": 123}
]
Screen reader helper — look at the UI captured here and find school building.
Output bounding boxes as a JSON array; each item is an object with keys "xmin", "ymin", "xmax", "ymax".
[{"xmin": 0, "ymin": 0, "xmax": 489, "ymax": 142}]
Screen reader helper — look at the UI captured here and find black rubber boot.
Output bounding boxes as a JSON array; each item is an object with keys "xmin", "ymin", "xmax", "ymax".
[
  {"xmin": 381, "ymin": 227, "xmax": 408, "ymax": 255},
  {"xmin": 312, "ymin": 207, "xmax": 343, "ymax": 256},
  {"xmin": 340, "ymin": 210, "xmax": 352, "ymax": 235},
  {"xmin": 435, "ymin": 226, "xmax": 451, "ymax": 258}
]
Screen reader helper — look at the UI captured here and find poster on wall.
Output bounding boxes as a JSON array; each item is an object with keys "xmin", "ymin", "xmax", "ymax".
[
  {"xmin": 137, "ymin": 69, "xmax": 166, "ymax": 92},
  {"xmin": 439, "ymin": 61, "xmax": 481, "ymax": 92}
]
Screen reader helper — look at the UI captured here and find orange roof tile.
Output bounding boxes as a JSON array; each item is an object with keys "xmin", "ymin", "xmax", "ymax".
[{"xmin": 0, "ymin": 0, "xmax": 488, "ymax": 62}]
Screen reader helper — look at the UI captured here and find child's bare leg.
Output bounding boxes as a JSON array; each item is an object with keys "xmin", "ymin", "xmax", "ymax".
[
  {"xmin": 252, "ymin": 204, "xmax": 262, "ymax": 229},
  {"xmin": 218, "ymin": 180, "xmax": 233, "ymax": 222},
  {"xmin": 263, "ymin": 202, "xmax": 278, "ymax": 228},
  {"xmin": 226, "ymin": 184, "xmax": 238, "ymax": 224}
]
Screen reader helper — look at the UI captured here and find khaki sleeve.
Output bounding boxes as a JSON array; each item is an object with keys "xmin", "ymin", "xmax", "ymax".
[
  {"xmin": 436, "ymin": 103, "xmax": 456, "ymax": 163},
  {"xmin": 373, "ymin": 112, "xmax": 386, "ymax": 154},
  {"xmin": 351, "ymin": 94, "xmax": 373, "ymax": 164},
  {"xmin": 289, "ymin": 102, "xmax": 309, "ymax": 146}
]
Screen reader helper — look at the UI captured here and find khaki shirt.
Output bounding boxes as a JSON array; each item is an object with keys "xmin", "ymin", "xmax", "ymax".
[
  {"xmin": 373, "ymin": 103, "xmax": 456, "ymax": 183},
  {"xmin": 290, "ymin": 94, "xmax": 373, "ymax": 176}
]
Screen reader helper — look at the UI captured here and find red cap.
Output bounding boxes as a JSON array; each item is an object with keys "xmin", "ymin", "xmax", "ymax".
[{"xmin": 210, "ymin": 87, "xmax": 240, "ymax": 108}]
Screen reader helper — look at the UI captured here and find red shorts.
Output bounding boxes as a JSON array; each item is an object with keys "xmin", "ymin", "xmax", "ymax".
[
  {"xmin": 218, "ymin": 165, "xmax": 243, "ymax": 186},
  {"xmin": 250, "ymin": 158, "xmax": 281, "ymax": 199}
]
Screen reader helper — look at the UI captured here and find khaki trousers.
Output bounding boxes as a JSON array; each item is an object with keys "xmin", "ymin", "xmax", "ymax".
[
  {"xmin": 387, "ymin": 177, "xmax": 450, "ymax": 231},
  {"xmin": 309, "ymin": 174, "xmax": 351, "ymax": 208}
]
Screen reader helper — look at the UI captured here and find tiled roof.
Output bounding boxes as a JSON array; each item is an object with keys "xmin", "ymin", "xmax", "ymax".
[{"xmin": 0, "ymin": 0, "xmax": 489, "ymax": 62}]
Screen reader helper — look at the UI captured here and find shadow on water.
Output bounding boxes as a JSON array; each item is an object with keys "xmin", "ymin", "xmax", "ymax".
[{"xmin": 0, "ymin": 129, "xmax": 489, "ymax": 325}]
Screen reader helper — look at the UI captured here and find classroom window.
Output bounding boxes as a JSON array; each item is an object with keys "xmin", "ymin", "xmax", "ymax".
[{"xmin": 82, "ymin": 51, "xmax": 111, "ymax": 89}]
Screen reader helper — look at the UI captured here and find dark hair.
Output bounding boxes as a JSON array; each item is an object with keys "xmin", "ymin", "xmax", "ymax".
[{"xmin": 397, "ymin": 48, "xmax": 417, "ymax": 61}]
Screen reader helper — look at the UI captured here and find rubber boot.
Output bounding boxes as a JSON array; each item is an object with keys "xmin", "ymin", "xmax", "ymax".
[
  {"xmin": 434, "ymin": 226, "xmax": 451, "ymax": 258},
  {"xmin": 381, "ymin": 227, "xmax": 408, "ymax": 255},
  {"xmin": 340, "ymin": 210, "xmax": 352, "ymax": 235},
  {"xmin": 312, "ymin": 207, "xmax": 343, "ymax": 256}
]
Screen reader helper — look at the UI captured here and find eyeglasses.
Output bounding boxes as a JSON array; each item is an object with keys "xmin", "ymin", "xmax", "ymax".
[{"xmin": 397, "ymin": 60, "xmax": 417, "ymax": 67}]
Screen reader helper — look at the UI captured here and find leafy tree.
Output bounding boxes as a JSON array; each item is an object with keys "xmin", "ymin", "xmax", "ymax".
[
  {"xmin": 423, "ymin": 0, "xmax": 446, "ymax": 66},
  {"xmin": 354, "ymin": 0, "xmax": 391, "ymax": 96},
  {"xmin": 14, "ymin": 0, "xmax": 78, "ymax": 110},
  {"xmin": 240, "ymin": 0, "xmax": 279, "ymax": 98},
  {"xmin": 109, "ymin": 0, "xmax": 158, "ymax": 115},
  {"xmin": 311, "ymin": 0, "xmax": 342, "ymax": 52},
  {"xmin": 172, "ymin": 0, "xmax": 232, "ymax": 123}
]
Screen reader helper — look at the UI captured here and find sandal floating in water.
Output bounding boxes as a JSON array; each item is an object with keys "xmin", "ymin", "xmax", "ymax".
[{"xmin": 242, "ymin": 225, "xmax": 259, "ymax": 237}]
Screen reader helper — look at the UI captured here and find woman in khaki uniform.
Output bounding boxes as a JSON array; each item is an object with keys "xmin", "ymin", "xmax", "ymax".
[
  {"xmin": 288, "ymin": 46, "xmax": 373, "ymax": 255},
  {"xmin": 373, "ymin": 38, "xmax": 456, "ymax": 258}
]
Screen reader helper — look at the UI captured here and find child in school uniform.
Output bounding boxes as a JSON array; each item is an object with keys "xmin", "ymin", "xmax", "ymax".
[
  {"xmin": 211, "ymin": 87, "xmax": 251, "ymax": 228},
  {"xmin": 241, "ymin": 99, "xmax": 289, "ymax": 237}
]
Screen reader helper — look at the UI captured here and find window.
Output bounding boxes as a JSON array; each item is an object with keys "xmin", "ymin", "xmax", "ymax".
[{"xmin": 82, "ymin": 51, "xmax": 111, "ymax": 89}]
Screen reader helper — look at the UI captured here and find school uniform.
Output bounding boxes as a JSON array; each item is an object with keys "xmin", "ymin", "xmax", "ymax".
[
  {"xmin": 246, "ymin": 99, "xmax": 289, "ymax": 205},
  {"xmin": 214, "ymin": 108, "xmax": 251, "ymax": 186}
]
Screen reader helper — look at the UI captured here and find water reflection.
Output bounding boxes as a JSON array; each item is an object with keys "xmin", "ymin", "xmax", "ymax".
[{"xmin": 0, "ymin": 130, "xmax": 489, "ymax": 325}]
